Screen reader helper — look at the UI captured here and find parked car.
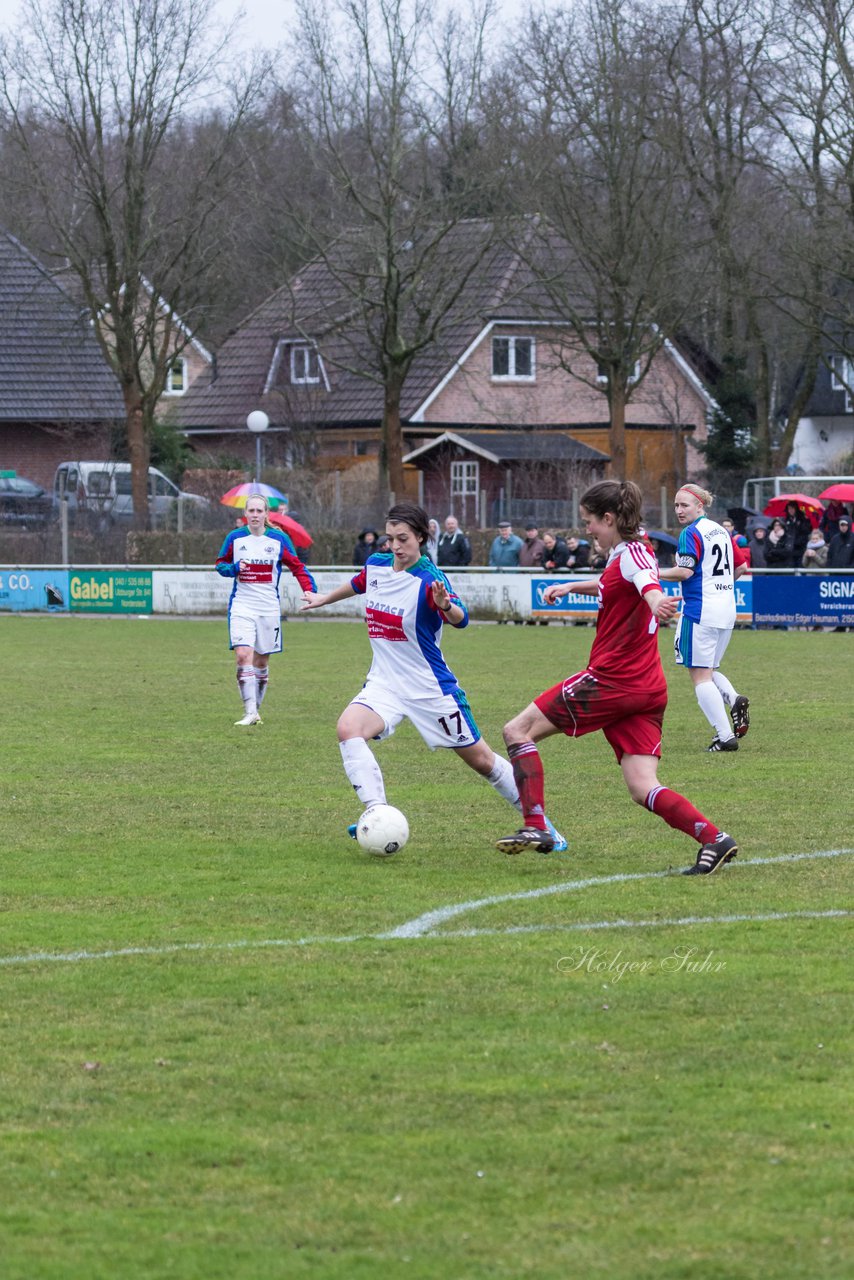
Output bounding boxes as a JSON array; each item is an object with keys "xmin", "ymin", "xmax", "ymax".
[
  {"xmin": 0, "ymin": 472, "xmax": 55, "ymax": 528},
  {"xmin": 53, "ymin": 462, "xmax": 209, "ymax": 528}
]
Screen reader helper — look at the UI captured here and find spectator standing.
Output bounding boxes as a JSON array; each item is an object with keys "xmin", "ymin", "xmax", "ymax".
[
  {"xmin": 801, "ymin": 528, "xmax": 828, "ymax": 568},
  {"xmin": 353, "ymin": 528, "xmax": 378, "ymax": 566},
  {"xmin": 565, "ymin": 534, "xmax": 590, "ymax": 570},
  {"xmin": 437, "ymin": 515, "xmax": 472, "ymax": 567},
  {"xmin": 489, "ymin": 520, "xmax": 523, "ymax": 567},
  {"xmin": 426, "ymin": 518, "xmax": 440, "ymax": 564},
  {"xmin": 827, "ymin": 515, "xmax": 854, "ymax": 568},
  {"xmin": 764, "ymin": 518, "xmax": 790, "ymax": 567},
  {"xmin": 820, "ymin": 500, "xmax": 846, "ymax": 542},
  {"xmin": 540, "ymin": 531, "xmax": 570, "ymax": 571},
  {"xmin": 783, "ymin": 501, "xmax": 811, "ymax": 566},
  {"xmin": 746, "ymin": 525, "xmax": 768, "ymax": 568},
  {"xmin": 519, "ymin": 522, "xmax": 546, "ymax": 567}
]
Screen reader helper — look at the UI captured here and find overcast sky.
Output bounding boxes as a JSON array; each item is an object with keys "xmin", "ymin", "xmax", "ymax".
[
  {"xmin": 0, "ymin": 0, "xmax": 523, "ymax": 53},
  {"xmin": 0, "ymin": 0, "xmax": 296, "ymax": 49}
]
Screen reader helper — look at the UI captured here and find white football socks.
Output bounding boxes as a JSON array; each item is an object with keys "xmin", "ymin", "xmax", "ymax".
[
  {"xmin": 339, "ymin": 738, "xmax": 386, "ymax": 809},
  {"xmin": 255, "ymin": 666, "xmax": 269, "ymax": 707},
  {"xmin": 712, "ymin": 670, "xmax": 739, "ymax": 707},
  {"xmin": 487, "ymin": 753, "xmax": 523, "ymax": 811},
  {"xmin": 236, "ymin": 665, "xmax": 257, "ymax": 715},
  {"xmin": 695, "ymin": 680, "xmax": 734, "ymax": 741}
]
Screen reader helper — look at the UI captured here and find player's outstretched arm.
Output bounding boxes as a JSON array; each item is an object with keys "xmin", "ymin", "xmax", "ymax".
[
  {"xmin": 543, "ymin": 578, "xmax": 599, "ymax": 604},
  {"xmin": 658, "ymin": 565, "xmax": 692, "ymax": 581},
  {"xmin": 645, "ymin": 588, "xmax": 679, "ymax": 622},
  {"xmin": 300, "ymin": 581, "xmax": 357, "ymax": 611}
]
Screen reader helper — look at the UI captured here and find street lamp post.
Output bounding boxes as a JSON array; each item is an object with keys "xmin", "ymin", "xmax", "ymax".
[{"xmin": 246, "ymin": 410, "xmax": 270, "ymax": 483}]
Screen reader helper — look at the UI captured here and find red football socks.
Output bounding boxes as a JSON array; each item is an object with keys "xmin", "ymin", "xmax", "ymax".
[
  {"xmin": 508, "ymin": 741, "xmax": 548, "ymax": 831},
  {"xmin": 645, "ymin": 785, "xmax": 717, "ymax": 844}
]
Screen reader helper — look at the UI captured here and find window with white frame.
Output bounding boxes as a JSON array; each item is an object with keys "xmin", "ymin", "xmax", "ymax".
[
  {"xmin": 291, "ymin": 344, "xmax": 321, "ymax": 385},
  {"xmin": 451, "ymin": 459, "xmax": 479, "ymax": 501},
  {"xmin": 492, "ymin": 335, "xmax": 535, "ymax": 380},
  {"xmin": 163, "ymin": 356, "xmax": 188, "ymax": 395},
  {"xmin": 830, "ymin": 355, "xmax": 853, "ymax": 411}
]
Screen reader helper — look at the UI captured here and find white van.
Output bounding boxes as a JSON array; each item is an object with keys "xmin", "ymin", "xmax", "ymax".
[{"xmin": 53, "ymin": 462, "xmax": 208, "ymax": 527}]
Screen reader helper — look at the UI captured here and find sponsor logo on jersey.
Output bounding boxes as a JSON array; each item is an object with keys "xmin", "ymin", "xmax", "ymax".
[
  {"xmin": 239, "ymin": 562, "xmax": 274, "ymax": 584},
  {"xmin": 366, "ymin": 606, "xmax": 407, "ymax": 641}
]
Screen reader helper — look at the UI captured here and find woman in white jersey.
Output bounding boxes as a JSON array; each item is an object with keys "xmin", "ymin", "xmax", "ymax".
[
  {"xmin": 300, "ymin": 502, "xmax": 565, "ymax": 849},
  {"xmin": 215, "ymin": 494, "xmax": 316, "ymax": 726},
  {"xmin": 661, "ymin": 485, "xmax": 750, "ymax": 752}
]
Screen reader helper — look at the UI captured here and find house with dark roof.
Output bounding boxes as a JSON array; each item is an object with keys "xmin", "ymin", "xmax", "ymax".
[
  {"xmin": 0, "ymin": 232, "xmax": 126, "ymax": 488},
  {"xmin": 787, "ymin": 349, "xmax": 854, "ymax": 473},
  {"xmin": 176, "ymin": 220, "xmax": 715, "ymax": 522},
  {"xmin": 402, "ymin": 430, "xmax": 609, "ymax": 528}
]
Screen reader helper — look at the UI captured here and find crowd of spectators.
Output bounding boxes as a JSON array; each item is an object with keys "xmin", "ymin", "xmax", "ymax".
[{"xmin": 352, "ymin": 506, "xmax": 854, "ymax": 570}]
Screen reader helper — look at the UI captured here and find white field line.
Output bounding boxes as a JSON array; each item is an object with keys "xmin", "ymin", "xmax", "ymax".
[
  {"xmin": 0, "ymin": 848, "xmax": 851, "ymax": 970},
  {"xmin": 382, "ymin": 847, "xmax": 854, "ymax": 939}
]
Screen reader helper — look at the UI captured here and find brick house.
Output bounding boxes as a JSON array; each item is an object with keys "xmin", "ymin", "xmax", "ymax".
[
  {"xmin": 176, "ymin": 222, "xmax": 715, "ymax": 519},
  {"xmin": 0, "ymin": 231, "xmax": 125, "ymax": 488}
]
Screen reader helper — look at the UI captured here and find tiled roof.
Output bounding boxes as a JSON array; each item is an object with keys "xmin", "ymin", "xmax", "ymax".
[
  {"xmin": 177, "ymin": 221, "xmax": 564, "ymax": 431},
  {"xmin": 176, "ymin": 218, "xmax": 705, "ymax": 432},
  {"xmin": 404, "ymin": 430, "xmax": 610, "ymax": 464},
  {"xmin": 0, "ymin": 232, "xmax": 125, "ymax": 422}
]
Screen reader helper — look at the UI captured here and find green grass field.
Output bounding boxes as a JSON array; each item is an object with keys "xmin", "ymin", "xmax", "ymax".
[{"xmin": 1, "ymin": 614, "xmax": 852, "ymax": 1279}]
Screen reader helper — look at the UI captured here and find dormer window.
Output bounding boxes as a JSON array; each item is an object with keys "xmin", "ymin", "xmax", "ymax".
[
  {"xmin": 266, "ymin": 339, "xmax": 327, "ymax": 393},
  {"xmin": 492, "ymin": 336, "xmax": 535, "ymax": 381},
  {"xmin": 291, "ymin": 344, "xmax": 321, "ymax": 385},
  {"xmin": 163, "ymin": 356, "xmax": 188, "ymax": 395}
]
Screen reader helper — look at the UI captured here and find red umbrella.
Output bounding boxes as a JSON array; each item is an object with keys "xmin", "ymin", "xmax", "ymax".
[
  {"xmin": 763, "ymin": 493, "xmax": 825, "ymax": 528},
  {"xmin": 265, "ymin": 509, "xmax": 312, "ymax": 548},
  {"xmin": 818, "ymin": 482, "xmax": 854, "ymax": 502}
]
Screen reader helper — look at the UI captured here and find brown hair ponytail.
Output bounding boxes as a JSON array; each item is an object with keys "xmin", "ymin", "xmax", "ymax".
[{"xmin": 580, "ymin": 480, "xmax": 644, "ymax": 541}]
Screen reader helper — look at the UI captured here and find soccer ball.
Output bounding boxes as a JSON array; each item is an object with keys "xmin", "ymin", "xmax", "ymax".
[{"xmin": 356, "ymin": 804, "xmax": 410, "ymax": 857}]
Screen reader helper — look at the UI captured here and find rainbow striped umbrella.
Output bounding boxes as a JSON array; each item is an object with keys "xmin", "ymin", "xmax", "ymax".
[{"xmin": 220, "ymin": 482, "xmax": 288, "ymax": 510}]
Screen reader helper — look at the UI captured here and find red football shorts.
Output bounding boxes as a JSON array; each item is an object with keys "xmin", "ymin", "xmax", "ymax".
[{"xmin": 534, "ymin": 669, "xmax": 667, "ymax": 762}]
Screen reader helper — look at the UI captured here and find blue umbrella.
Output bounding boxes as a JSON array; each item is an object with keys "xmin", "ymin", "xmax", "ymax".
[{"xmin": 646, "ymin": 528, "xmax": 678, "ymax": 548}]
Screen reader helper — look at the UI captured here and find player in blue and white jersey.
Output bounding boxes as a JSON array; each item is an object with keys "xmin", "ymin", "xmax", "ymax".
[
  {"xmin": 300, "ymin": 501, "xmax": 566, "ymax": 850},
  {"xmin": 216, "ymin": 494, "xmax": 316, "ymax": 726},
  {"xmin": 663, "ymin": 484, "xmax": 750, "ymax": 752}
]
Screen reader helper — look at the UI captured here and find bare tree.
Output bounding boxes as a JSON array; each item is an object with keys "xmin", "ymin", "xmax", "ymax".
[
  {"xmin": 659, "ymin": 0, "xmax": 821, "ymax": 472},
  {"xmin": 755, "ymin": 0, "xmax": 854, "ymax": 466},
  {"xmin": 286, "ymin": 0, "xmax": 508, "ymax": 496},
  {"xmin": 0, "ymin": 0, "xmax": 269, "ymax": 524},
  {"xmin": 509, "ymin": 0, "xmax": 702, "ymax": 478}
]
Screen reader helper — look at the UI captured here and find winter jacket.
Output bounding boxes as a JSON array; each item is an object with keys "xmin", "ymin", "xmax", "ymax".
[
  {"xmin": 827, "ymin": 529, "xmax": 854, "ymax": 569},
  {"xmin": 437, "ymin": 530, "xmax": 472, "ymax": 567},
  {"xmin": 489, "ymin": 534, "xmax": 524, "ymax": 567}
]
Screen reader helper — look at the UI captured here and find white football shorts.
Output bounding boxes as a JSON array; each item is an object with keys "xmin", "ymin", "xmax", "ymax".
[
  {"xmin": 350, "ymin": 678, "xmax": 480, "ymax": 751},
  {"xmin": 229, "ymin": 610, "xmax": 283, "ymax": 654},
  {"xmin": 674, "ymin": 617, "xmax": 733, "ymax": 670}
]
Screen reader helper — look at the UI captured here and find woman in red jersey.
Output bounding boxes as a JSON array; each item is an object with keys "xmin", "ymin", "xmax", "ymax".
[{"xmin": 495, "ymin": 480, "xmax": 739, "ymax": 876}]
